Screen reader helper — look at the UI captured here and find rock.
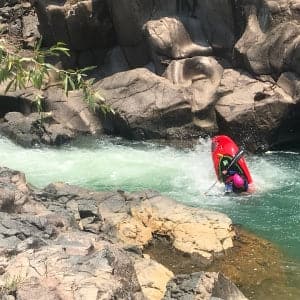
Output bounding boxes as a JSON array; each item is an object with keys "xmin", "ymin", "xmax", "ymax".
[
  {"xmin": 1, "ymin": 238, "xmax": 143, "ymax": 300},
  {"xmin": 107, "ymin": 0, "xmax": 234, "ymax": 68},
  {"xmin": 135, "ymin": 256, "xmax": 174, "ymax": 300},
  {"xmin": 0, "ymin": 111, "xmax": 75, "ymax": 147},
  {"xmin": 126, "ymin": 196, "xmax": 234, "ymax": 264},
  {"xmin": 97, "ymin": 67, "xmax": 221, "ymax": 139},
  {"xmin": 235, "ymin": 4, "xmax": 300, "ymax": 76},
  {"xmin": 43, "ymin": 87, "xmax": 103, "ymax": 135},
  {"xmin": 32, "ymin": 0, "xmax": 115, "ymax": 67},
  {"xmin": 0, "ymin": 167, "xmax": 33, "ymax": 213},
  {"xmin": 144, "ymin": 17, "xmax": 212, "ymax": 74},
  {"xmin": 96, "ymin": 68, "xmax": 196, "ymax": 139},
  {"xmin": 39, "ymin": 182, "xmax": 235, "ymax": 265},
  {"xmin": 163, "ymin": 272, "xmax": 248, "ymax": 300},
  {"xmin": 0, "ymin": 85, "xmax": 104, "ymax": 146},
  {"xmin": 277, "ymin": 71, "xmax": 300, "ymax": 98},
  {"xmin": 102, "ymin": 46, "xmax": 129, "ymax": 77},
  {"xmin": 215, "ymin": 69, "xmax": 296, "ymax": 152},
  {"xmin": 22, "ymin": 10, "xmax": 40, "ymax": 42},
  {"xmin": 276, "ymin": 72, "xmax": 300, "ymax": 145},
  {"xmin": 0, "ymin": 212, "xmax": 57, "ymax": 255},
  {"xmin": 164, "ymin": 56, "xmax": 223, "ymax": 131},
  {"xmin": 0, "ymin": 166, "xmax": 245, "ymax": 299}
]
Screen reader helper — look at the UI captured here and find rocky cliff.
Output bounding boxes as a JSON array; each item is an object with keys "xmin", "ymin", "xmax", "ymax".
[{"xmin": 1, "ymin": 0, "xmax": 300, "ymax": 151}]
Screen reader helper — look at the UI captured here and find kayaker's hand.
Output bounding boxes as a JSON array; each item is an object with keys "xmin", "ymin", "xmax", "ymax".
[{"xmin": 222, "ymin": 170, "xmax": 228, "ymax": 175}]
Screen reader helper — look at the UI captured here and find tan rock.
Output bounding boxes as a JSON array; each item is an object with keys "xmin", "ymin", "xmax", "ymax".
[
  {"xmin": 116, "ymin": 196, "xmax": 234, "ymax": 264},
  {"xmin": 135, "ymin": 256, "xmax": 174, "ymax": 300}
]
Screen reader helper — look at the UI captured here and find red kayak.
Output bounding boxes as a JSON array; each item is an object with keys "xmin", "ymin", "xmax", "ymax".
[{"xmin": 211, "ymin": 135, "xmax": 253, "ymax": 184}]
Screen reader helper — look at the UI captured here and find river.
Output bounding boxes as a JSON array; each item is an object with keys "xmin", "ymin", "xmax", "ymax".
[{"xmin": 0, "ymin": 135, "xmax": 299, "ymax": 298}]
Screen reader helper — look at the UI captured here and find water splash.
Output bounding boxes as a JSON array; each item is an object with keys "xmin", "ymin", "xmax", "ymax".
[{"xmin": 0, "ymin": 135, "xmax": 299, "ymax": 259}]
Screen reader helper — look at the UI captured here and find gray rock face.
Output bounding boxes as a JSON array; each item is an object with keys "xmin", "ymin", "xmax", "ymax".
[
  {"xmin": 164, "ymin": 272, "xmax": 247, "ymax": 300},
  {"xmin": 2, "ymin": 236, "xmax": 144, "ymax": 300},
  {"xmin": 3, "ymin": 0, "xmax": 300, "ymax": 151},
  {"xmin": 0, "ymin": 1, "xmax": 40, "ymax": 46},
  {"xmin": 0, "ymin": 166, "xmax": 247, "ymax": 300},
  {"xmin": 96, "ymin": 68, "xmax": 196, "ymax": 139},
  {"xmin": 215, "ymin": 68, "xmax": 296, "ymax": 152},
  {"xmin": 0, "ymin": 111, "xmax": 75, "ymax": 147},
  {"xmin": 32, "ymin": 0, "xmax": 115, "ymax": 67},
  {"xmin": 0, "ymin": 85, "xmax": 103, "ymax": 147},
  {"xmin": 107, "ymin": 0, "xmax": 234, "ymax": 67},
  {"xmin": 34, "ymin": 182, "xmax": 235, "ymax": 265},
  {"xmin": 33, "ymin": 0, "xmax": 114, "ymax": 50},
  {"xmin": 0, "ymin": 212, "xmax": 55, "ymax": 255},
  {"xmin": 144, "ymin": 17, "xmax": 212, "ymax": 74},
  {"xmin": 235, "ymin": 3, "xmax": 300, "ymax": 76}
]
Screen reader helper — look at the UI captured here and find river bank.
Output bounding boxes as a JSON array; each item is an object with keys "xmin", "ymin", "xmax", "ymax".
[{"xmin": 146, "ymin": 227, "xmax": 300, "ymax": 300}]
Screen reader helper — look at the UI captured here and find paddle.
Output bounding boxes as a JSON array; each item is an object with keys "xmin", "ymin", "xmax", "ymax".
[
  {"xmin": 204, "ymin": 149, "xmax": 244, "ymax": 195},
  {"xmin": 225, "ymin": 149, "xmax": 244, "ymax": 172}
]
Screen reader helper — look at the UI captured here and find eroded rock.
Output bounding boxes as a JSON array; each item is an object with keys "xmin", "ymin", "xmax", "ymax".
[
  {"xmin": 164, "ymin": 272, "xmax": 247, "ymax": 300},
  {"xmin": 38, "ymin": 183, "xmax": 235, "ymax": 265},
  {"xmin": 0, "ymin": 236, "xmax": 143, "ymax": 300},
  {"xmin": 215, "ymin": 68, "xmax": 296, "ymax": 152}
]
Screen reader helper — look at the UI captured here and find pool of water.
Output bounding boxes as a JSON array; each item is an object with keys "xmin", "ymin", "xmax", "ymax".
[{"xmin": 0, "ymin": 135, "xmax": 299, "ymax": 297}]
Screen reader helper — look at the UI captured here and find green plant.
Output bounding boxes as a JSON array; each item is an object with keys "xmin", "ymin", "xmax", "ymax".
[
  {"xmin": 0, "ymin": 38, "xmax": 111, "ymax": 114},
  {"xmin": 0, "ymin": 274, "xmax": 23, "ymax": 295}
]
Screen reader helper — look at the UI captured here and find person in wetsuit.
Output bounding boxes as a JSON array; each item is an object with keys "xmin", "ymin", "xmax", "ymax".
[{"xmin": 222, "ymin": 169, "xmax": 248, "ymax": 193}]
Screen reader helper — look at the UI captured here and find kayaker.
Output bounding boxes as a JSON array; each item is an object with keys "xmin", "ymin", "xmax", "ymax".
[{"xmin": 222, "ymin": 169, "xmax": 248, "ymax": 193}]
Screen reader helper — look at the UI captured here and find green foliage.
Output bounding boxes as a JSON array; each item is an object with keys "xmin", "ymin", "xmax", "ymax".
[
  {"xmin": 0, "ymin": 274, "xmax": 23, "ymax": 295},
  {"xmin": 0, "ymin": 39, "xmax": 111, "ymax": 114}
]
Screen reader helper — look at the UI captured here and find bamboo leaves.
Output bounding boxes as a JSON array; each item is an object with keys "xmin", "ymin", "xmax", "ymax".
[{"xmin": 0, "ymin": 39, "xmax": 110, "ymax": 113}]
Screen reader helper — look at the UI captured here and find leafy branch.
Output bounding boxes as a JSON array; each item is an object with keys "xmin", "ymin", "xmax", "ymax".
[{"xmin": 0, "ymin": 39, "xmax": 111, "ymax": 114}]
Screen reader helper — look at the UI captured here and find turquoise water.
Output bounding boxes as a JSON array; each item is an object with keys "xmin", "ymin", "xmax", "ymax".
[{"xmin": 0, "ymin": 136, "xmax": 299, "ymax": 294}]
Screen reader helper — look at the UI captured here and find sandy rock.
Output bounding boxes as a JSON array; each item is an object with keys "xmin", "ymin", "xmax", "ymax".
[
  {"xmin": 1, "ymin": 236, "xmax": 143, "ymax": 300},
  {"xmin": 37, "ymin": 183, "xmax": 235, "ymax": 266},
  {"xmin": 135, "ymin": 256, "xmax": 174, "ymax": 300},
  {"xmin": 126, "ymin": 196, "xmax": 234, "ymax": 265}
]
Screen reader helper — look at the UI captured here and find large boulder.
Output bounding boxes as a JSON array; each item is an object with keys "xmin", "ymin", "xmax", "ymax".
[
  {"xmin": 144, "ymin": 17, "xmax": 212, "ymax": 74},
  {"xmin": 96, "ymin": 68, "xmax": 196, "ymax": 139},
  {"xmin": 96, "ymin": 67, "xmax": 223, "ymax": 140},
  {"xmin": 164, "ymin": 56, "xmax": 223, "ymax": 131},
  {"xmin": 215, "ymin": 69, "xmax": 296, "ymax": 152}
]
